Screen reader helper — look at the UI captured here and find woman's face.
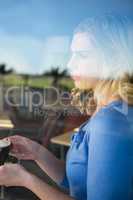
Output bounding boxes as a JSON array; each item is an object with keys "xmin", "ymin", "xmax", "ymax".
[{"xmin": 67, "ymin": 32, "xmax": 100, "ymax": 90}]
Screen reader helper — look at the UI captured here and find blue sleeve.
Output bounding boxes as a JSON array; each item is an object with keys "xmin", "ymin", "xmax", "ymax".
[
  {"xmin": 58, "ymin": 172, "xmax": 69, "ymax": 191},
  {"xmin": 87, "ymin": 109, "xmax": 133, "ymax": 200}
]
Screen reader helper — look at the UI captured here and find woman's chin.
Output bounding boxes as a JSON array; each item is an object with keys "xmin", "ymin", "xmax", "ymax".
[
  {"xmin": 74, "ymin": 78, "xmax": 99, "ymax": 90},
  {"xmin": 74, "ymin": 81, "xmax": 89, "ymax": 90}
]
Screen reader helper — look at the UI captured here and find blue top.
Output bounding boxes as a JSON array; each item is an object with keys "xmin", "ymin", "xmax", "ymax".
[{"xmin": 59, "ymin": 100, "xmax": 133, "ymax": 200}]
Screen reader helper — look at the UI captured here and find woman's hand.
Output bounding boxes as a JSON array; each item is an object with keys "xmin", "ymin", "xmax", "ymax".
[
  {"xmin": 8, "ymin": 135, "xmax": 41, "ymax": 161},
  {"xmin": 0, "ymin": 164, "xmax": 31, "ymax": 187},
  {"xmin": 6, "ymin": 136, "xmax": 65, "ymax": 187}
]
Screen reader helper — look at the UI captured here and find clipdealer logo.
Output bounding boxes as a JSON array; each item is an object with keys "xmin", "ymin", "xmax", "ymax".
[{"xmin": 4, "ymin": 86, "xmax": 72, "ymax": 113}]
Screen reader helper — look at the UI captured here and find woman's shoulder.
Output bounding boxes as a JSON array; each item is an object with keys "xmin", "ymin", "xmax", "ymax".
[{"xmin": 90, "ymin": 100, "xmax": 132, "ymax": 137}]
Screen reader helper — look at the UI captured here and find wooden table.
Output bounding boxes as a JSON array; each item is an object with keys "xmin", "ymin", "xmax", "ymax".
[
  {"xmin": 0, "ymin": 119, "xmax": 14, "ymax": 139},
  {"xmin": 50, "ymin": 128, "xmax": 79, "ymax": 160},
  {"xmin": 51, "ymin": 132, "xmax": 72, "ymax": 147},
  {"xmin": 0, "ymin": 119, "xmax": 14, "ymax": 129}
]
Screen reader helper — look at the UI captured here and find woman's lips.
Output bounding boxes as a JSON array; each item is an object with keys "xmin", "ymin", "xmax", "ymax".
[{"xmin": 72, "ymin": 75, "xmax": 81, "ymax": 81}]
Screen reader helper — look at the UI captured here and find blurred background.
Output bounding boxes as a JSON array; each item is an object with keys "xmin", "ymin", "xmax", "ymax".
[{"xmin": 0, "ymin": 0, "xmax": 132, "ymax": 199}]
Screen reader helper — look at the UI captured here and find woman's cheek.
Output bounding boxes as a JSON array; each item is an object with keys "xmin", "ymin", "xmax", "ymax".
[{"xmin": 79, "ymin": 59, "xmax": 101, "ymax": 78}]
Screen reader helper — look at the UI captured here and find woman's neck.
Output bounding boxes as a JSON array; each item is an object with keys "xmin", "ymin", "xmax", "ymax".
[{"xmin": 93, "ymin": 96, "xmax": 121, "ymax": 117}]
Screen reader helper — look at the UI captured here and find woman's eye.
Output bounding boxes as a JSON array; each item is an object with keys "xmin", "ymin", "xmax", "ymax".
[
  {"xmin": 80, "ymin": 52, "xmax": 89, "ymax": 58},
  {"xmin": 75, "ymin": 52, "xmax": 89, "ymax": 58}
]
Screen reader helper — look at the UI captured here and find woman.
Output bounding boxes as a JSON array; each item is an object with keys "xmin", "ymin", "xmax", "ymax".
[{"xmin": 0, "ymin": 14, "xmax": 133, "ymax": 200}]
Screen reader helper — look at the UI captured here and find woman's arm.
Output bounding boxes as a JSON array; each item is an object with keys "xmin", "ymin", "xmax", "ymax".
[
  {"xmin": 9, "ymin": 135, "xmax": 66, "ymax": 185},
  {"xmin": 34, "ymin": 144, "xmax": 66, "ymax": 185},
  {"xmin": 25, "ymin": 173, "xmax": 73, "ymax": 200},
  {"xmin": 0, "ymin": 164, "xmax": 73, "ymax": 200}
]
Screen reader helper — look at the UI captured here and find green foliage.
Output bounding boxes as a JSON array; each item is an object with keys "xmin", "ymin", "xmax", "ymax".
[
  {"xmin": 59, "ymin": 77, "xmax": 74, "ymax": 90},
  {"xmin": 28, "ymin": 76, "xmax": 53, "ymax": 88},
  {"xmin": 0, "ymin": 64, "xmax": 73, "ymax": 90},
  {"xmin": 0, "ymin": 74, "xmax": 74, "ymax": 90},
  {"xmin": 3, "ymin": 74, "xmax": 24, "ymax": 86},
  {"xmin": 44, "ymin": 66, "xmax": 69, "ymax": 86}
]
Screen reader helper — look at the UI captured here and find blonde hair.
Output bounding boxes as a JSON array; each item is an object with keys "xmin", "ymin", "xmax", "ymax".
[
  {"xmin": 71, "ymin": 73, "xmax": 133, "ymax": 116},
  {"xmin": 71, "ymin": 88, "xmax": 96, "ymax": 115},
  {"xmin": 94, "ymin": 73, "xmax": 133, "ymax": 106}
]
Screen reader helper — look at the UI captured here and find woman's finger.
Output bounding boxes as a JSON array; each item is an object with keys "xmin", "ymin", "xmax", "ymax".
[{"xmin": 9, "ymin": 152, "xmax": 26, "ymax": 159}]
